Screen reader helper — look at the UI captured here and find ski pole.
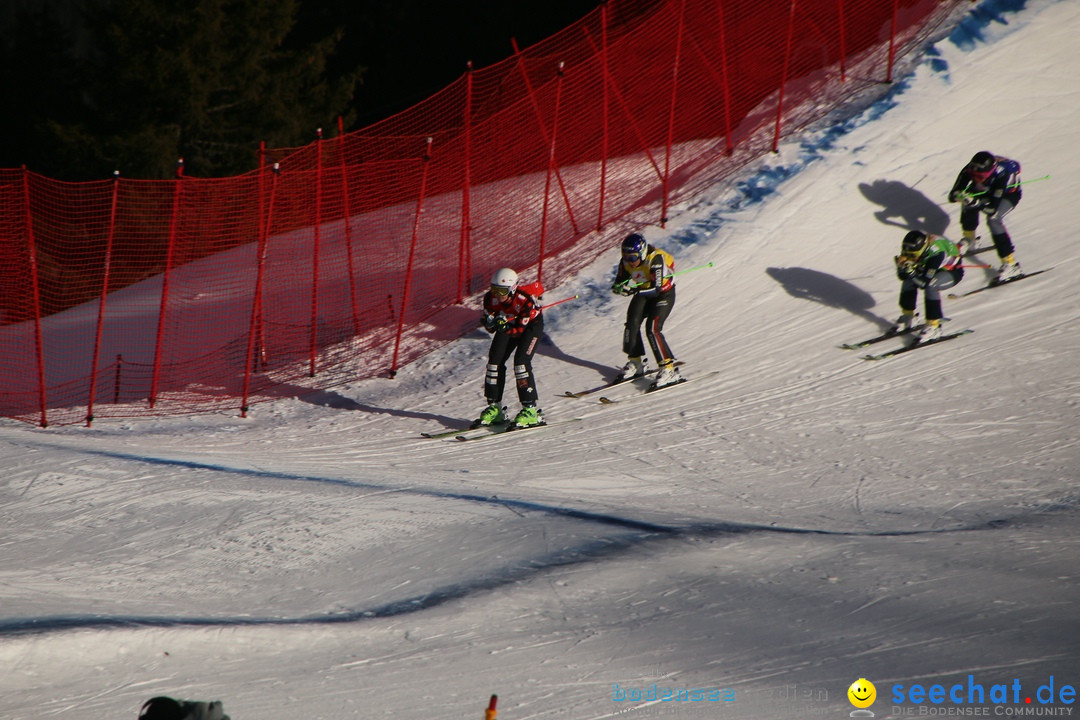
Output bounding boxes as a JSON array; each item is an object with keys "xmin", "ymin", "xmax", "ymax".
[
  {"xmin": 672, "ymin": 260, "xmax": 717, "ymax": 277},
  {"xmin": 960, "ymin": 173, "xmax": 1050, "ymax": 199},
  {"xmin": 485, "ymin": 695, "xmax": 498, "ymax": 720},
  {"xmin": 539, "ymin": 294, "xmax": 578, "ymax": 310},
  {"xmin": 960, "ymin": 262, "xmax": 992, "ymax": 269},
  {"xmin": 616, "ymin": 261, "xmax": 717, "ymax": 291},
  {"xmin": 940, "ymin": 235, "xmax": 990, "ymax": 259}
]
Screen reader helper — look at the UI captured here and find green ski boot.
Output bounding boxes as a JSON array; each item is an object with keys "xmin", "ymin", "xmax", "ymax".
[
  {"xmin": 478, "ymin": 403, "xmax": 506, "ymax": 426},
  {"xmin": 513, "ymin": 405, "xmax": 544, "ymax": 428}
]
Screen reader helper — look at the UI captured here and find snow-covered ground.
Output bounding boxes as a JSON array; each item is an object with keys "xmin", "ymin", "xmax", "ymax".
[{"xmin": 2, "ymin": 1, "xmax": 1078, "ymax": 718}]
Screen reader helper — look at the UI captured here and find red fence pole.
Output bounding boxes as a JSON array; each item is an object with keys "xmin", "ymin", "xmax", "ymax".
[
  {"xmin": 886, "ymin": 0, "xmax": 899, "ymax": 82},
  {"xmin": 86, "ymin": 171, "xmax": 120, "ymax": 426},
  {"xmin": 596, "ymin": 1, "xmax": 610, "ymax": 231},
  {"xmin": 241, "ymin": 162, "xmax": 279, "ymax": 416},
  {"xmin": 113, "ymin": 354, "xmax": 123, "ymax": 404},
  {"xmin": 21, "ymin": 168, "xmax": 48, "ymax": 427},
  {"xmin": 255, "ymin": 144, "xmax": 269, "ymax": 367},
  {"xmin": 511, "ymin": 38, "xmax": 579, "ymax": 235},
  {"xmin": 582, "ymin": 30, "xmax": 664, "ymax": 182},
  {"xmin": 390, "ymin": 137, "xmax": 434, "ymax": 377},
  {"xmin": 309, "ymin": 128, "xmax": 324, "ymax": 377},
  {"xmin": 149, "ymin": 160, "xmax": 184, "ymax": 408},
  {"xmin": 661, "ymin": 0, "xmax": 688, "ymax": 227},
  {"xmin": 458, "ymin": 62, "xmax": 474, "ymax": 302},
  {"xmin": 715, "ymin": 0, "xmax": 735, "ymax": 154},
  {"xmin": 337, "ymin": 118, "xmax": 361, "ymax": 335},
  {"xmin": 837, "ymin": 0, "xmax": 849, "ymax": 82},
  {"xmin": 537, "ymin": 62, "xmax": 566, "ymax": 283},
  {"xmin": 773, "ymin": 0, "xmax": 800, "ymax": 153}
]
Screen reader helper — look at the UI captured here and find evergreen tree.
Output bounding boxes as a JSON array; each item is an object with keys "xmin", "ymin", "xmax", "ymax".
[
  {"xmin": 1, "ymin": 0, "xmax": 597, "ymax": 179},
  {"xmin": 0, "ymin": 4, "xmax": 85, "ymax": 178},
  {"xmin": 34, "ymin": 0, "xmax": 361, "ymax": 179}
]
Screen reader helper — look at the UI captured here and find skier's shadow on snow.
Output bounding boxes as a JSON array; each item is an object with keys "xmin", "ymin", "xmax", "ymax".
[
  {"xmin": 766, "ymin": 267, "xmax": 892, "ymax": 331},
  {"xmin": 536, "ymin": 332, "xmax": 614, "ymax": 378},
  {"xmin": 460, "ymin": 328, "xmax": 612, "ymax": 377},
  {"xmin": 274, "ymin": 384, "xmax": 462, "ymax": 426},
  {"xmin": 859, "ymin": 179, "xmax": 950, "ymax": 235}
]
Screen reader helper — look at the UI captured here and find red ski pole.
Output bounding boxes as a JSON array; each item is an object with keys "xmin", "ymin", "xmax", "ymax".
[{"xmin": 540, "ymin": 294, "xmax": 578, "ymax": 310}]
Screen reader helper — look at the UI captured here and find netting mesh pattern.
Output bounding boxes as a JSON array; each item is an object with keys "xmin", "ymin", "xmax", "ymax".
[{"xmin": 0, "ymin": 0, "xmax": 961, "ymax": 426}]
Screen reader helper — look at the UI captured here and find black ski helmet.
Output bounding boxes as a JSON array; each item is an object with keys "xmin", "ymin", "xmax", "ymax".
[
  {"xmin": 901, "ymin": 230, "xmax": 928, "ymax": 255},
  {"xmin": 969, "ymin": 151, "xmax": 996, "ymax": 173},
  {"xmin": 621, "ymin": 233, "xmax": 648, "ymax": 258}
]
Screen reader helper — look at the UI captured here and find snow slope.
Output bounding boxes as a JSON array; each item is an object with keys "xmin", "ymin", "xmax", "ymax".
[{"xmin": 1, "ymin": 1, "xmax": 1078, "ymax": 718}]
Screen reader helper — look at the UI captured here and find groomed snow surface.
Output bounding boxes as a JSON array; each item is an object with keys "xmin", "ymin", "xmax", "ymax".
[{"xmin": 2, "ymin": 1, "xmax": 1078, "ymax": 718}]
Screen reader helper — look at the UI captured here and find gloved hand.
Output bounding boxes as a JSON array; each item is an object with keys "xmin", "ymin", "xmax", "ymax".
[
  {"xmin": 963, "ymin": 195, "xmax": 982, "ymax": 209},
  {"xmin": 981, "ymin": 205, "xmax": 997, "ymax": 217},
  {"xmin": 948, "ymin": 189, "xmax": 960, "ymax": 204},
  {"xmin": 492, "ymin": 316, "xmax": 510, "ymax": 333},
  {"xmin": 611, "ymin": 282, "xmax": 636, "ymax": 296},
  {"xmin": 895, "ymin": 257, "xmax": 916, "ymax": 281}
]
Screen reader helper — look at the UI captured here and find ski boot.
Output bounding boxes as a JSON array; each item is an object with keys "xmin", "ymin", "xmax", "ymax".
[
  {"xmin": 651, "ymin": 362, "xmax": 683, "ymax": 389},
  {"xmin": 996, "ymin": 255, "xmax": 1022, "ymax": 283},
  {"xmin": 513, "ymin": 405, "xmax": 544, "ymax": 428},
  {"xmin": 477, "ymin": 403, "xmax": 506, "ymax": 427},
  {"xmin": 889, "ymin": 311, "xmax": 916, "ymax": 335},
  {"xmin": 915, "ymin": 319, "xmax": 942, "ymax": 343},
  {"xmin": 616, "ymin": 356, "xmax": 646, "ymax": 382}
]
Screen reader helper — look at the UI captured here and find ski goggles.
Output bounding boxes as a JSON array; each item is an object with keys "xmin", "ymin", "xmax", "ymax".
[
  {"xmin": 490, "ymin": 284, "xmax": 512, "ymax": 297},
  {"xmin": 622, "ymin": 252, "xmax": 643, "ymax": 263}
]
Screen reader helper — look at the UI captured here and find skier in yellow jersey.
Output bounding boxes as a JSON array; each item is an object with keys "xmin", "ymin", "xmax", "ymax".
[{"xmin": 611, "ymin": 233, "xmax": 682, "ymax": 389}]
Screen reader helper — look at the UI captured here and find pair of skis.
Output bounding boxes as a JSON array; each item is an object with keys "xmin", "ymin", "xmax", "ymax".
[
  {"xmin": 451, "ymin": 417, "xmax": 583, "ymax": 442},
  {"xmin": 958, "ymin": 239, "xmax": 1052, "ymax": 297},
  {"xmin": 948, "ymin": 268, "xmax": 1051, "ymax": 298},
  {"xmin": 590, "ymin": 370, "xmax": 718, "ymax": 404},
  {"xmin": 420, "ymin": 364, "xmax": 703, "ymax": 442},
  {"xmin": 420, "ymin": 418, "xmax": 583, "ymax": 442},
  {"xmin": 840, "ymin": 322, "xmax": 969, "ymax": 359},
  {"xmin": 844, "ymin": 264, "xmax": 1050, "ymax": 359},
  {"xmin": 561, "ymin": 361, "xmax": 686, "ymax": 399},
  {"xmin": 858, "ymin": 329, "xmax": 975, "ymax": 360},
  {"xmin": 840, "ymin": 324, "xmax": 926, "ymax": 350}
]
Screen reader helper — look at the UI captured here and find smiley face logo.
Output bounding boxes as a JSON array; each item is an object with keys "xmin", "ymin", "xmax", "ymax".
[{"xmin": 848, "ymin": 678, "xmax": 877, "ymax": 709}]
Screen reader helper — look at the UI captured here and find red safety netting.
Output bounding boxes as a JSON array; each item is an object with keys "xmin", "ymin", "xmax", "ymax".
[{"xmin": 0, "ymin": 0, "xmax": 963, "ymax": 426}]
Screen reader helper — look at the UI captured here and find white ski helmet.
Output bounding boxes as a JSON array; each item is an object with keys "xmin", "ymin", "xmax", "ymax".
[{"xmin": 490, "ymin": 267, "xmax": 519, "ymax": 296}]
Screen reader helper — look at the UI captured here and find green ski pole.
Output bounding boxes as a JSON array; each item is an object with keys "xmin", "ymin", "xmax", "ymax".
[
  {"xmin": 615, "ymin": 261, "xmax": 716, "ymax": 292},
  {"xmin": 959, "ymin": 173, "xmax": 1050, "ymax": 200}
]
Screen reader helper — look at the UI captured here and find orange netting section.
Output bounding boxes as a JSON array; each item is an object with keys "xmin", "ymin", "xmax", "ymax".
[{"xmin": 0, "ymin": 0, "xmax": 962, "ymax": 426}]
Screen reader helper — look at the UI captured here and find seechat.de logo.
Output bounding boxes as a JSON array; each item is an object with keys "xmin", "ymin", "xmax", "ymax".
[{"xmin": 848, "ymin": 678, "xmax": 877, "ymax": 717}]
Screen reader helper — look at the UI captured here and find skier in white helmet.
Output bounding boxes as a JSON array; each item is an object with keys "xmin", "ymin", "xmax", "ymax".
[{"xmin": 476, "ymin": 267, "xmax": 546, "ymax": 428}]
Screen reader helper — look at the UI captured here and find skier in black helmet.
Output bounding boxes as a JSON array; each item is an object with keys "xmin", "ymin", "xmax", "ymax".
[
  {"xmin": 948, "ymin": 150, "xmax": 1023, "ymax": 282},
  {"xmin": 890, "ymin": 230, "xmax": 964, "ymax": 343},
  {"xmin": 610, "ymin": 233, "xmax": 682, "ymax": 389}
]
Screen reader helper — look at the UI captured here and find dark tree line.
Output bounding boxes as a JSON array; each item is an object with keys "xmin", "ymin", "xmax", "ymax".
[{"xmin": 0, "ymin": 0, "xmax": 597, "ymax": 180}]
